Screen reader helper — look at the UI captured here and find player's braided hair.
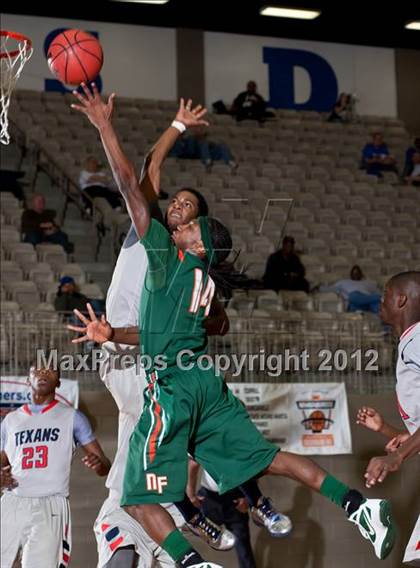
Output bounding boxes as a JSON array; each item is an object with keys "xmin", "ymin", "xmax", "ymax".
[
  {"xmin": 204, "ymin": 217, "xmax": 244, "ymax": 299},
  {"xmin": 207, "ymin": 217, "xmax": 232, "ymax": 265}
]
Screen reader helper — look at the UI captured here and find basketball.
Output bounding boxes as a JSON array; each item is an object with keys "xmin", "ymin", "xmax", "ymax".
[{"xmin": 47, "ymin": 29, "xmax": 103, "ymax": 86}]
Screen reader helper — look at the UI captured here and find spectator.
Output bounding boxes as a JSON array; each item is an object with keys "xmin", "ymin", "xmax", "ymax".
[
  {"xmin": 263, "ymin": 236, "xmax": 309, "ymax": 292},
  {"xmin": 320, "ymin": 265, "xmax": 381, "ymax": 314},
  {"xmin": 327, "ymin": 93, "xmax": 351, "ymax": 123},
  {"xmin": 21, "ymin": 194, "xmax": 73, "ymax": 253},
  {"xmin": 361, "ymin": 133, "xmax": 397, "ymax": 177},
  {"xmin": 54, "ymin": 276, "xmax": 104, "ymax": 316},
  {"xmin": 79, "ymin": 157, "xmax": 122, "ymax": 212},
  {"xmin": 169, "ymin": 126, "xmax": 237, "ymax": 171},
  {"xmin": 232, "ymin": 81, "xmax": 274, "ymax": 123},
  {"xmin": 403, "ymin": 137, "xmax": 420, "ymax": 177},
  {"xmin": 404, "ymin": 152, "xmax": 420, "ymax": 187}
]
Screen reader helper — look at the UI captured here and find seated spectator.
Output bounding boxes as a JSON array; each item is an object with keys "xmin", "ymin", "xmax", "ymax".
[
  {"xmin": 263, "ymin": 236, "xmax": 309, "ymax": 292},
  {"xmin": 232, "ymin": 81, "xmax": 274, "ymax": 123},
  {"xmin": 169, "ymin": 126, "xmax": 237, "ymax": 171},
  {"xmin": 327, "ymin": 93, "xmax": 351, "ymax": 123},
  {"xmin": 320, "ymin": 265, "xmax": 381, "ymax": 314},
  {"xmin": 403, "ymin": 137, "xmax": 420, "ymax": 177},
  {"xmin": 21, "ymin": 194, "xmax": 73, "ymax": 253},
  {"xmin": 79, "ymin": 157, "xmax": 122, "ymax": 212},
  {"xmin": 54, "ymin": 276, "xmax": 104, "ymax": 317},
  {"xmin": 404, "ymin": 152, "xmax": 420, "ymax": 186},
  {"xmin": 361, "ymin": 133, "xmax": 397, "ymax": 177}
]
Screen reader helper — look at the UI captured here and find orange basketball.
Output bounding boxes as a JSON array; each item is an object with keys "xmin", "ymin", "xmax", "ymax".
[
  {"xmin": 47, "ymin": 29, "xmax": 103, "ymax": 86},
  {"xmin": 309, "ymin": 410, "xmax": 326, "ymax": 433}
]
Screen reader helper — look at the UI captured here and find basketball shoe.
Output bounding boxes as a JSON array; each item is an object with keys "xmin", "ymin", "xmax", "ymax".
[
  {"xmin": 348, "ymin": 498, "xmax": 396, "ymax": 559},
  {"xmin": 187, "ymin": 512, "xmax": 236, "ymax": 550},
  {"xmin": 251, "ymin": 497, "xmax": 293, "ymax": 537}
]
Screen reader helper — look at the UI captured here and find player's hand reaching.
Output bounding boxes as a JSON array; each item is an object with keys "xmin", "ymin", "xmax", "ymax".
[
  {"xmin": 71, "ymin": 82, "xmax": 115, "ymax": 130},
  {"xmin": 356, "ymin": 406, "xmax": 384, "ymax": 432},
  {"xmin": 175, "ymin": 98, "xmax": 209, "ymax": 129},
  {"xmin": 233, "ymin": 497, "xmax": 249, "ymax": 514},
  {"xmin": 385, "ymin": 432, "xmax": 411, "ymax": 453},
  {"xmin": 364, "ymin": 452, "xmax": 403, "ymax": 488},
  {"xmin": 0, "ymin": 464, "xmax": 18, "ymax": 490},
  {"xmin": 67, "ymin": 303, "xmax": 113, "ymax": 344}
]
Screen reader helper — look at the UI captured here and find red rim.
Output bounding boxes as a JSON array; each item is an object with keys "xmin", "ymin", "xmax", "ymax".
[{"xmin": 0, "ymin": 30, "xmax": 32, "ymax": 59}]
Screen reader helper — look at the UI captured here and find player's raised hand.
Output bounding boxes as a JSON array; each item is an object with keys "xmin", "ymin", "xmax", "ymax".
[
  {"xmin": 175, "ymin": 98, "xmax": 209, "ymax": 128},
  {"xmin": 0, "ymin": 464, "xmax": 18, "ymax": 490},
  {"xmin": 364, "ymin": 452, "xmax": 403, "ymax": 488},
  {"xmin": 71, "ymin": 82, "xmax": 115, "ymax": 130},
  {"xmin": 356, "ymin": 406, "xmax": 384, "ymax": 432},
  {"xmin": 67, "ymin": 303, "xmax": 113, "ymax": 344}
]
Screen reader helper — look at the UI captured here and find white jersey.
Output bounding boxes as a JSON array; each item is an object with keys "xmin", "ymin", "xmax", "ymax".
[
  {"xmin": 396, "ymin": 322, "xmax": 420, "ymax": 435},
  {"xmin": 106, "ymin": 224, "xmax": 147, "ymax": 328},
  {"xmin": 2, "ymin": 401, "xmax": 75, "ymax": 498}
]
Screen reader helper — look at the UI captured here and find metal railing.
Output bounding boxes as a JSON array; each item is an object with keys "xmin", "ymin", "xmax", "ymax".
[{"xmin": 0, "ymin": 311, "xmax": 397, "ymax": 394}]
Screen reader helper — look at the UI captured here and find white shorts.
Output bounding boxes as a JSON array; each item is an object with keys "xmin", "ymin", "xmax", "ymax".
[
  {"xmin": 404, "ymin": 515, "xmax": 420, "ymax": 565},
  {"xmin": 1, "ymin": 492, "xmax": 71, "ymax": 568},
  {"xmin": 94, "ymin": 493, "xmax": 183, "ymax": 568}
]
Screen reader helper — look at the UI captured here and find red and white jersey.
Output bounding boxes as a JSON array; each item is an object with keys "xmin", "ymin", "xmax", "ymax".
[
  {"xmin": 2, "ymin": 401, "xmax": 75, "ymax": 498},
  {"xmin": 396, "ymin": 322, "xmax": 420, "ymax": 435}
]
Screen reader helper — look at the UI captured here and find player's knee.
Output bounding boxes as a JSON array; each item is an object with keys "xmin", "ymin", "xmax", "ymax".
[{"xmin": 266, "ymin": 451, "xmax": 291, "ymax": 476}]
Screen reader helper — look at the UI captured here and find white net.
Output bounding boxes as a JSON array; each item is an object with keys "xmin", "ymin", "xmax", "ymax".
[{"xmin": 0, "ymin": 32, "xmax": 33, "ymax": 145}]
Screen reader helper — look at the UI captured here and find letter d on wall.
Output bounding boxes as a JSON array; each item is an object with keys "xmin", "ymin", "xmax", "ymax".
[{"xmin": 263, "ymin": 47, "xmax": 338, "ymax": 111}]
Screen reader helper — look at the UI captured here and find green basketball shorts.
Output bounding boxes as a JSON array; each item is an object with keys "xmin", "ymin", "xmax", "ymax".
[{"xmin": 121, "ymin": 366, "xmax": 278, "ymax": 505}]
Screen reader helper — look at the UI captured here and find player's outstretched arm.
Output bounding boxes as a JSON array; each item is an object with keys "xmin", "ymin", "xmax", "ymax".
[
  {"xmin": 81, "ymin": 440, "xmax": 111, "ymax": 477},
  {"xmin": 364, "ymin": 426, "xmax": 420, "ymax": 488},
  {"xmin": 67, "ymin": 303, "xmax": 140, "ymax": 345},
  {"xmin": 146, "ymin": 98, "xmax": 209, "ymax": 182},
  {"xmin": 356, "ymin": 406, "xmax": 402, "ymax": 439},
  {"xmin": 71, "ymin": 82, "xmax": 151, "ymax": 238}
]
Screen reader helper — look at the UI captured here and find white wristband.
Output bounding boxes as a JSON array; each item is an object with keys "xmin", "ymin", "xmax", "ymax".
[{"xmin": 171, "ymin": 120, "xmax": 186, "ymax": 133}]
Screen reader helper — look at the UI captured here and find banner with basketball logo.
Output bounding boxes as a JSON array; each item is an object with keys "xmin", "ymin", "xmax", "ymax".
[
  {"xmin": 0, "ymin": 376, "xmax": 79, "ymax": 417},
  {"xmin": 229, "ymin": 382, "xmax": 352, "ymax": 455}
]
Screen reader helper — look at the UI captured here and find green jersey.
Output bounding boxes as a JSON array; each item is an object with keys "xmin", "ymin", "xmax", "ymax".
[{"xmin": 139, "ymin": 219, "xmax": 215, "ymax": 373}]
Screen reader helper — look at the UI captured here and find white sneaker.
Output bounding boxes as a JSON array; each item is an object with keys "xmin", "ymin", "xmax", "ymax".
[
  {"xmin": 187, "ymin": 513, "xmax": 236, "ymax": 550},
  {"xmin": 348, "ymin": 498, "xmax": 396, "ymax": 559},
  {"xmin": 251, "ymin": 497, "xmax": 293, "ymax": 537}
]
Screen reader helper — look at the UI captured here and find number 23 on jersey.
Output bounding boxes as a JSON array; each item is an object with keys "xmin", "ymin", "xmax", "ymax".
[{"xmin": 22, "ymin": 446, "xmax": 49, "ymax": 469}]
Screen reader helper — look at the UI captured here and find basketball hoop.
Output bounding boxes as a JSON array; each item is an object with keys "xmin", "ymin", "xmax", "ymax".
[{"xmin": 0, "ymin": 30, "xmax": 33, "ymax": 145}]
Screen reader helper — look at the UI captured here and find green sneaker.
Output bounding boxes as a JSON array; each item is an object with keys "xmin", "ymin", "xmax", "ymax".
[{"xmin": 349, "ymin": 499, "xmax": 396, "ymax": 559}]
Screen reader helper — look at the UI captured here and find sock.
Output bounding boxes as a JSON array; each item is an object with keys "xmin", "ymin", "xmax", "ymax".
[
  {"xmin": 341, "ymin": 489, "xmax": 365, "ymax": 517},
  {"xmin": 174, "ymin": 494, "xmax": 201, "ymax": 523},
  {"xmin": 161, "ymin": 530, "xmax": 195, "ymax": 563},
  {"xmin": 320, "ymin": 474, "xmax": 350, "ymax": 508},
  {"xmin": 239, "ymin": 479, "xmax": 263, "ymax": 507}
]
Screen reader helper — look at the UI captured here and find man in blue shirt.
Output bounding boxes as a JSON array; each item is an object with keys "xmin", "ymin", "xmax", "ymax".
[{"xmin": 361, "ymin": 133, "xmax": 397, "ymax": 177}]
